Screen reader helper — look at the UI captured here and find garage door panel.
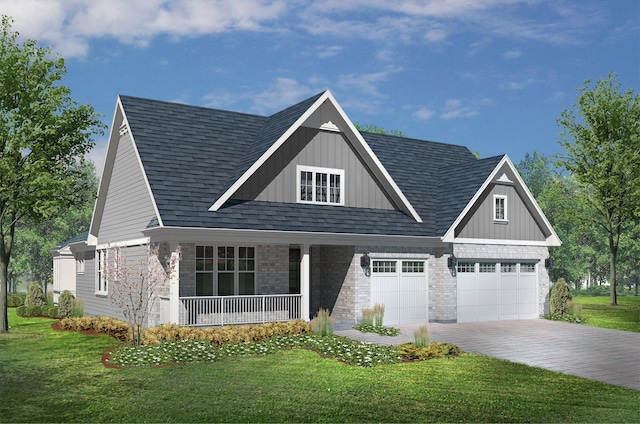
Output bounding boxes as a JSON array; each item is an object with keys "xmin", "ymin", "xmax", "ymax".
[
  {"xmin": 478, "ymin": 305, "xmax": 499, "ymax": 321},
  {"xmin": 371, "ymin": 260, "xmax": 427, "ymax": 325}
]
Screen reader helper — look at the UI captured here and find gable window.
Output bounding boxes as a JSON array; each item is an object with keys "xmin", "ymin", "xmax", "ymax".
[
  {"xmin": 196, "ymin": 245, "xmax": 255, "ymax": 296},
  {"xmin": 297, "ymin": 165, "xmax": 344, "ymax": 205},
  {"xmin": 97, "ymin": 249, "xmax": 107, "ymax": 294},
  {"xmin": 493, "ymin": 195, "xmax": 508, "ymax": 222}
]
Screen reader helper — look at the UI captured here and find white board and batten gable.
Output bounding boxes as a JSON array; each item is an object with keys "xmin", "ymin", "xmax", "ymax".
[
  {"xmin": 442, "ymin": 155, "xmax": 561, "ymax": 247},
  {"xmin": 209, "ymin": 90, "xmax": 423, "ymax": 223}
]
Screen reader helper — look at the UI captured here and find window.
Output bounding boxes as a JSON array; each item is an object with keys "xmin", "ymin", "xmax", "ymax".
[
  {"xmin": 97, "ymin": 249, "xmax": 107, "ymax": 294},
  {"xmin": 402, "ymin": 261, "xmax": 424, "ymax": 273},
  {"xmin": 196, "ymin": 246, "xmax": 255, "ymax": 296},
  {"xmin": 520, "ymin": 263, "xmax": 536, "ymax": 273},
  {"xmin": 372, "ymin": 260, "xmax": 396, "ymax": 273},
  {"xmin": 494, "ymin": 195, "xmax": 507, "ymax": 222},
  {"xmin": 479, "ymin": 263, "xmax": 496, "ymax": 273},
  {"xmin": 457, "ymin": 262, "xmax": 475, "ymax": 273},
  {"xmin": 501, "ymin": 262, "xmax": 517, "ymax": 273},
  {"xmin": 76, "ymin": 252, "xmax": 85, "ymax": 274},
  {"xmin": 297, "ymin": 165, "xmax": 344, "ymax": 205}
]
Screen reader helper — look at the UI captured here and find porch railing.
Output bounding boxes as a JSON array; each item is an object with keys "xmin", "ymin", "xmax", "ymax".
[{"xmin": 178, "ymin": 294, "xmax": 302, "ymax": 327}]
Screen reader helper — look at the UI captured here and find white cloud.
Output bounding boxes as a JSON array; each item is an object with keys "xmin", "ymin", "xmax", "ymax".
[
  {"xmin": 317, "ymin": 45, "xmax": 344, "ymax": 58},
  {"xmin": 502, "ymin": 78, "xmax": 536, "ymax": 90},
  {"xmin": 504, "ymin": 48, "xmax": 522, "ymax": 59},
  {"xmin": 250, "ymin": 77, "xmax": 318, "ymax": 114},
  {"xmin": 413, "ymin": 107, "xmax": 436, "ymax": 121},
  {"xmin": 440, "ymin": 98, "xmax": 477, "ymax": 119},
  {"xmin": 86, "ymin": 136, "xmax": 109, "ymax": 177},
  {"xmin": 2, "ymin": 0, "xmax": 288, "ymax": 58}
]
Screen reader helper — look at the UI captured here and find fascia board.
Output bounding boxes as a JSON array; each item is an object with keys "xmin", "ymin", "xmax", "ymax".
[
  {"xmin": 209, "ymin": 91, "xmax": 332, "ymax": 211},
  {"xmin": 441, "ymin": 155, "xmax": 562, "ymax": 247}
]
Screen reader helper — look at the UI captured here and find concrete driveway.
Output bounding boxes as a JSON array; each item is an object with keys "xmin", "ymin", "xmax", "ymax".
[{"xmin": 335, "ymin": 319, "xmax": 640, "ymax": 391}]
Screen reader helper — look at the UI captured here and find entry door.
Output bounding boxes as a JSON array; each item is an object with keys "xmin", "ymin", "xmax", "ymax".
[{"xmin": 371, "ymin": 259, "xmax": 427, "ymax": 325}]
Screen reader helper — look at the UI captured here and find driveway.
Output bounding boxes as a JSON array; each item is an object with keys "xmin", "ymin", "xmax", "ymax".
[{"xmin": 335, "ymin": 319, "xmax": 640, "ymax": 391}]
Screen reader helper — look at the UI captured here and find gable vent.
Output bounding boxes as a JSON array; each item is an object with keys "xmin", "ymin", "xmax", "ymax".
[{"xmin": 118, "ymin": 123, "xmax": 129, "ymax": 137}]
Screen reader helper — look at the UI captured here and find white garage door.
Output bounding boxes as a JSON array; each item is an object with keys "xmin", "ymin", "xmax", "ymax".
[
  {"xmin": 457, "ymin": 262, "xmax": 538, "ymax": 323},
  {"xmin": 371, "ymin": 260, "xmax": 427, "ymax": 325}
]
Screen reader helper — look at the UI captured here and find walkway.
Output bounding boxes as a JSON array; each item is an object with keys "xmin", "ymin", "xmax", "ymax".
[{"xmin": 335, "ymin": 319, "xmax": 640, "ymax": 391}]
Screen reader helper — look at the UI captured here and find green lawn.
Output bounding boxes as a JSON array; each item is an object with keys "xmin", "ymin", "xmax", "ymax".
[
  {"xmin": 1, "ymin": 309, "xmax": 639, "ymax": 423},
  {"xmin": 572, "ymin": 296, "xmax": 640, "ymax": 332}
]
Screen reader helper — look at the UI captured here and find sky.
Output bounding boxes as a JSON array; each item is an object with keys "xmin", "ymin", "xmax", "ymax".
[{"xmin": 3, "ymin": 0, "xmax": 639, "ymax": 176}]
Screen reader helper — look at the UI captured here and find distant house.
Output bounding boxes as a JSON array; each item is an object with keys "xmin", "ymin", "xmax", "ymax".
[
  {"xmin": 62, "ymin": 90, "xmax": 560, "ymax": 327},
  {"xmin": 51, "ymin": 231, "xmax": 87, "ymax": 303}
]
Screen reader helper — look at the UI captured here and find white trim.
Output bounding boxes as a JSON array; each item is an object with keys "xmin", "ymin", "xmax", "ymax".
[
  {"xmin": 496, "ymin": 172, "xmax": 513, "ymax": 183},
  {"xmin": 442, "ymin": 155, "xmax": 561, "ymax": 246},
  {"xmin": 96, "ymin": 237, "xmax": 149, "ymax": 250},
  {"xmin": 452, "ymin": 237, "xmax": 554, "ymax": 246},
  {"xmin": 296, "ymin": 165, "xmax": 345, "ymax": 206},
  {"xmin": 209, "ymin": 90, "xmax": 422, "ymax": 223},
  {"xmin": 493, "ymin": 194, "xmax": 508, "ymax": 222},
  {"xmin": 319, "ymin": 121, "xmax": 339, "ymax": 132}
]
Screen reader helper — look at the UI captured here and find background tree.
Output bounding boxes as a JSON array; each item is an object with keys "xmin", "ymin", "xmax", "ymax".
[
  {"xmin": 354, "ymin": 122, "xmax": 406, "ymax": 137},
  {"xmin": 0, "ymin": 16, "xmax": 104, "ymax": 333},
  {"xmin": 556, "ymin": 73, "xmax": 639, "ymax": 305}
]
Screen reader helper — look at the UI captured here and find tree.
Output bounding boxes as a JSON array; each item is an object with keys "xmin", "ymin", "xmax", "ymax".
[
  {"xmin": 354, "ymin": 122, "xmax": 406, "ymax": 137},
  {"xmin": 106, "ymin": 244, "xmax": 181, "ymax": 346},
  {"xmin": 556, "ymin": 73, "xmax": 640, "ymax": 305},
  {"xmin": 0, "ymin": 16, "xmax": 104, "ymax": 333}
]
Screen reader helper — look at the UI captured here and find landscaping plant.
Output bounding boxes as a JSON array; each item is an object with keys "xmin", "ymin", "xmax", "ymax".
[
  {"xmin": 550, "ymin": 278, "xmax": 572, "ymax": 315},
  {"xmin": 58, "ymin": 290, "xmax": 75, "ymax": 318},
  {"xmin": 25, "ymin": 282, "xmax": 46, "ymax": 307},
  {"xmin": 310, "ymin": 308, "xmax": 334, "ymax": 336}
]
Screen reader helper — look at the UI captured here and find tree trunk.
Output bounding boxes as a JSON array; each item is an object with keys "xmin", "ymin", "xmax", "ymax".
[
  {"xmin": 609, "ymin": 234, "xmax": 618, "ymax": 306},
  {"xmin": 0, "ymin": 251, "xmax": 9, "ymax": 333}
]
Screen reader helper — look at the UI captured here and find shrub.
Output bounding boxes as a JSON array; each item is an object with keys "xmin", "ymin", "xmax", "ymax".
[
  {"xmin": 25, "ymin": 282, "xmax": 46, "ymax": 307},
  {"xmin": 397, "ymin": 342, "xmax": 462, "ymax": 361},
  {"xmin": 310, "ymin": 309, "xmax": 334, "ymax": 336},
  {"xmin": 47, "ymin": 306, "xmax": 59, "ymax": 318},
  {"xmin": 414, "ymin": 325, "xmax": 429, "ymax": 348},
  {"xmin": 71, "ymin": 298, "xmax": 85, "ymax": 317},
  {"xmin": 58, "ymin": 316, "xmax": 132, "ymax": 342},
  {"xmin": 8, "ymin": 293, "xmax": 26, "ymax": 307},
  {"xmin": 550, "ymin": 278, "xmax": 572, "ymax": 315},
  {"xmin": 46, "ymin": 291, "xmax": 54, "ymax": 307},
  {"xmin": 361, "ymin": 307, "xmax": 375, "ymax": 326},
  {"xmin": 15, "ymin": 306, "xmax": 27, "ymax": 317},
  {"xmin": 373, "ymin": 304, "xmax": 385, "ymax": 327},
  {"xmin": 58, "ymin": 290, "xmax": 75, "ymax": 318},
  {"xmin": 23, "ymin": 305, "xmax": 45, "ymax": 317}
]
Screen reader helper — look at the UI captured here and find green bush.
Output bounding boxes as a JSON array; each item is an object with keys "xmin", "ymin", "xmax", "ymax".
[
  {"xmin": 47, "ymin": 306, "xmax": 59, "ymax": 318},
  {"xmin": 550, "ymin": 278, "xmax": 572, "ymax": 315},
  {"xmin": 397, "ymin": 342, "xmax": 462, "ymax": 361},
  {"xmin": 310, "ymin": 308, "xmax": 334, "ymax": 336},
  {"xmin": 58, "ymin": 290, "xmax": 75, "ymax": 318},
  {"xmin": 8, "ymin": 293, "xmax": 26, "ymax": 307},
  {"xmin": 23, "ymin": 305, "xmax": 46, "ymax": 317},
  {"xmin": 15, "ymin": 305, "xmax": 27, "ymax": 317},
  {"xmin": 25, "ymin": 282, "xmax": 46, "ymax": 307}
]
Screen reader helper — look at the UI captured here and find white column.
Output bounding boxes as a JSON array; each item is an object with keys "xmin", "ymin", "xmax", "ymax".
[
  {"xmin": 169, "ymin": 242, "xmax": 180, "ymax": 324},
  {"xmin": 300, "ymin": 244, "xmax": 310, "ymax": 321}
]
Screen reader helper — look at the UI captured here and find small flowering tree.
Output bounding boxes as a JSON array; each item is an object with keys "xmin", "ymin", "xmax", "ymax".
[{"xmin": 106, "ymin": 244, "xmax": 180, "ymax": 346}]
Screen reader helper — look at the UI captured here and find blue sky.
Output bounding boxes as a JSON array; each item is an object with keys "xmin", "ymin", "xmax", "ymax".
[{"xmin": 4, "ymin": 0, "xmax": 639, "ymax": 175}]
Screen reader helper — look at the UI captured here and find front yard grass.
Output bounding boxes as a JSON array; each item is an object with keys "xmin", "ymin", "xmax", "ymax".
[
  {"xmin": 1, "ymin": 309, "xmax": 639, "ymax": 423},
  {"xmin": 572, "ymin": 296, "xmax": 640, "ymax": 332}
]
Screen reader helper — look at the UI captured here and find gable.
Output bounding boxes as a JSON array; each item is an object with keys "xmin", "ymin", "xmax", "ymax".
[
  {"xmin": 443, "ymin": 157, "xmax": 561, "ymax": 246},
  {"xmin": 233, "ymin": 126, "xmax": 396, "ymax": 210}
]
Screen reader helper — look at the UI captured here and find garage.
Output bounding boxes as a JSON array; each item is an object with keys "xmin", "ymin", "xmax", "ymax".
[
  {"xmin": 371, "ymin": 259, "xmax": 428, "ymax": 325},
  {"xmin": 456, "ymin": 261, "xmax": 538, "ymax": 322}
]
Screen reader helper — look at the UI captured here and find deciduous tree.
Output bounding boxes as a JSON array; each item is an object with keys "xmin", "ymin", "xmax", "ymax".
[
  {"xmin": 0, "ymin": 16, "xmax": 104, "ymax": 333},
  {"xmin": 556, "ymin": 73, "xmax": 640, "ymax": 305}
]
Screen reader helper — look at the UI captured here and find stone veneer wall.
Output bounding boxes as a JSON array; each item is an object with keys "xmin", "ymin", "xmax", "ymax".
[
  {"xmin": 311, "ymin": 245, "xmax": 355, "ymax": 320},
  {"xmin": 453, "ymin": 243, "xmax": 551, "ymax": 317}
]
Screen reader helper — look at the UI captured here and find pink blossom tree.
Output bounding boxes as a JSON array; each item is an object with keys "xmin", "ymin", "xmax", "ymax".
[{"xmin": 106, "ymin": 244, "xmax": 180, "ymax": 345}]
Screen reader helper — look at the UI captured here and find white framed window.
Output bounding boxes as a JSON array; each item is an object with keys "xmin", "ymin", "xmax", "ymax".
[
  {"xmin": 479, "ymin": 263, "xmax": 497, "ymax": 273},
  {"xmin": 457, "ymin": 262, "xmax": 475, "ymax": 273},
  {"xmin": 493, "ymin": 195, "xmax": 508, "ymax": 222},
  {"xmin": 76, "ymin": 252, "xmax": 85, "ymax": 274},
  {"xmin": 96, "ymin": 249, "xmax": 108, "ymax": 294},
  {"xmin": 196, "ymin": 245, "xmax": 255, "ymax": 296},
  {"xmin": 372, "ymin": 260, "xmax": 396, "ymax": 273},
  {"xmin": 297, "ymin": 165, "xmax": 344, "ymax": 205},
  {"xmin": 520, "ymin": 263, "xmax": 536, "ymax": 273},
  {"xmin": 501, "ymin": 262, "xmax": 517, "ymax": 273},
  {"xmin": 402, "ymin": 261, "xmax": 424, "ymax": 273}
]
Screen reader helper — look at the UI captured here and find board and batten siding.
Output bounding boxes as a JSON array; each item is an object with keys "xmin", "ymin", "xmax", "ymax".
[
  {"xmin": 98, "ymin": 132, "xmax": 158, "ymax": 244},
  {"xmin": 455, "ymin": 183, "xmax": 546, "ymax": 241},
  {"xmin": 234, "ymin": 126, "xmax": 396, "ymax": 210}
]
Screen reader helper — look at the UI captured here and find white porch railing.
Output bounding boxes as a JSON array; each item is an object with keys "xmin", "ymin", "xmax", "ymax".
[{"xmin": 179, "ymin": 294, "xmax": 302, "ymax": 327}]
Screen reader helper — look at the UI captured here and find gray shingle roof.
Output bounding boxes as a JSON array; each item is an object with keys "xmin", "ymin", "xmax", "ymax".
[
  {"xmin": 119, "ymin": 94, "xmax": 503, "ymax": 237},
  {"xmin": 55, "ymin": 230, "xmax": 89, "ymax": 250}
]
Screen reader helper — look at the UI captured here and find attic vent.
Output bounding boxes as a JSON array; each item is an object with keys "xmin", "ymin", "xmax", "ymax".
[
  {"xmin": 118, "ymin": 123, "xmax": 129, "ymax": 137},
  {"xmin": 319, "ymin": 121, "xmax": 339, "ymax": 132},
  {"xmin": 496, "ymin": 173, "xmax": 513, "ymax": 183}
]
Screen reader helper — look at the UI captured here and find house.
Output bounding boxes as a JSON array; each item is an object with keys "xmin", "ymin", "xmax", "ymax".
[
  {"xmin": 51, "ymin": 231, "xmax": 87, "ymax": 303},
  {"xmin": 65, "ymin": 90, "xmax": 560, "ymax": 328}
]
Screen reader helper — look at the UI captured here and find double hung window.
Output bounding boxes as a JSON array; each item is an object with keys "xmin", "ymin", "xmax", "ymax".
[
  {"xmin": 196, "ymin": 246, "xmax": 255, "ymax": 296},
  {"xmin": 97, "ymin": 249, "xmax": 108, "ymax": 294},
  {"xmin": 493, "ymin": 195, "xmax": 508, "ymax": 222},
  {"xmin": 298, "ymin": 166, "xmax": 344, "ymax": 205}
]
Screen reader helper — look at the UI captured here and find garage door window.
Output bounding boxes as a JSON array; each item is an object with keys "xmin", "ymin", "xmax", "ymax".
[
  {"xmin": 372, "ymin": 260, "xmax": 396, "ymax": 273},
  {"xmin": 479, "ymin": 263, "xmax": 496, "ymax": 273},
  {"xmin": 520, "ymin": 263, "xmax": 536, "ymax": 273},
  {"xmin": 402, "ymin": 261, "xmax": 424, "ymax": 273},
  {"xmin": 501, "ymin": 263, "xmax": 517, "ymax": 273},
  {"xmin": 457, "ymin": 262, "xmax": 475, "ymax": 273}
]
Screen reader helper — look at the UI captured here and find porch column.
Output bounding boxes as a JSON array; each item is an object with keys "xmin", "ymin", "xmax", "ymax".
[
  {"xmin": 169, "ymin": 242, "xmax": 180, "ymax": 324},
  {"xmin": 300, "ymin": 244, "xmax": 311, "ymax": 321}
]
